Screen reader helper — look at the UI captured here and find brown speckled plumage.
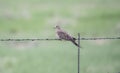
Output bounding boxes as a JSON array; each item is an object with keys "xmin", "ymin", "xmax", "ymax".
[{"xmin": 55, "ymin": 25, "xmax": 79, "ymax": 47}]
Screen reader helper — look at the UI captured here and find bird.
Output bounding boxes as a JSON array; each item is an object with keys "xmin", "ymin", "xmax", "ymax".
[{"xmin": 54, "ymin": 25, "xmax": 80, "ymax": 47}]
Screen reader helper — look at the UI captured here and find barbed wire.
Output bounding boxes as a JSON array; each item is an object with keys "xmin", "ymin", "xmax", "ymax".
[{"xmin": 0, "ymin": 37, "xmax": 120, "ymax": 41}]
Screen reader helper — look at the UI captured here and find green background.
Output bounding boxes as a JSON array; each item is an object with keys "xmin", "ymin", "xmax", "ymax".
[{"xmin": 0, "ymin": 0, "xmax": 120, "ymax": 73}]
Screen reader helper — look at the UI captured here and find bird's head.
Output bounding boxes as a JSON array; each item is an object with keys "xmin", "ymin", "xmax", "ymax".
[{"xmin": 54, "ymin": 25, "xmax": 61, "ymax": 30}]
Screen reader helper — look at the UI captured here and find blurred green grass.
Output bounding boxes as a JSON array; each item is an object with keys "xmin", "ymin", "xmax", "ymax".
[{"xmin": 0, "ymin": 0, "xmax": 120, "ymax": 73}]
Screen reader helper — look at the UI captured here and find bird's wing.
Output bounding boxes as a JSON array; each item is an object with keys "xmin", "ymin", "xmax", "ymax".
[{"xmin": 57, "ymin": 30, "xmax": 74, "ymax": 40}]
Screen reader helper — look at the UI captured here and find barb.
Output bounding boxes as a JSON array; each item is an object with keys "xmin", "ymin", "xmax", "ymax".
[
  {"xmin": 0, "ymin": 37, "xmax": 119, "ymax": 41},
  {"xmin": 0, "ymin": 38, "xmax": 60, "ymax": 41},
  {"xmin": 80, "ymin": 37, "xmax": 120, "ymax": 40}
]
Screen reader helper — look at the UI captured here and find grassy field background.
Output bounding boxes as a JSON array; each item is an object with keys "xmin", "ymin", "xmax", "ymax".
[{"xmin": 0, "ymin": 0, "xmax": 120, "ymax": 73}]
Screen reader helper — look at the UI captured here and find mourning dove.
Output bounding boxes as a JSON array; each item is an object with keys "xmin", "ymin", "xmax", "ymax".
[{"xmin": 54, "ymin": 25, "xmax": 80, "ymax": 47}]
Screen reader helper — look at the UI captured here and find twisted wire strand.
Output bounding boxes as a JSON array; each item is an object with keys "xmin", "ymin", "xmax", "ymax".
[{"xmin": 0, "ymin": 37, "xmax": 119, "ymax": 41}]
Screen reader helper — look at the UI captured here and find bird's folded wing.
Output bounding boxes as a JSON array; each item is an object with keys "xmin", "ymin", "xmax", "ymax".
[{"xmin": 57, "ymin": 31, "xmax": 73, "ymax": 40}]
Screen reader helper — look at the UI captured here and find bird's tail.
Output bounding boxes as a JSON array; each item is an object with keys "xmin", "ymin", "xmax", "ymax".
[{"xmin": 71, "ymin": 40, "xmax": 80, "ymax": 47}]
